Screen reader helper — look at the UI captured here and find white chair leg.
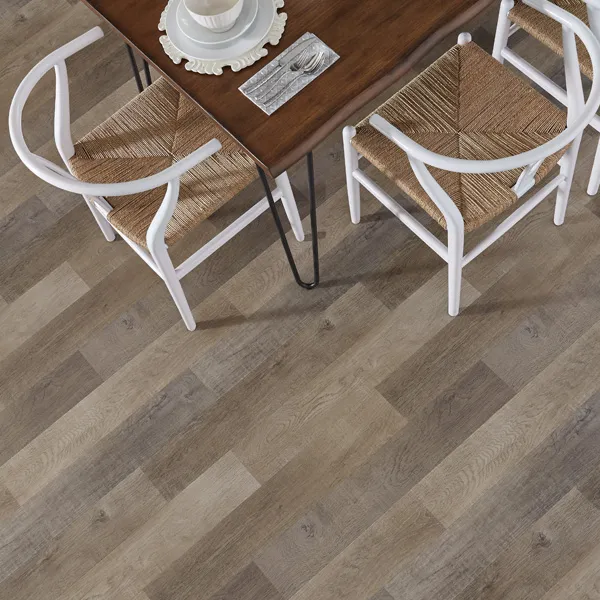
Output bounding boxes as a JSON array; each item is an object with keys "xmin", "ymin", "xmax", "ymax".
[
  {"xmin": 343, "ymin": 126, "xmax": 361, "ymax": 224},
  {"xmin": 150, "ymin": 242, "xmax": 196, "ymax": 331},
  {"xmin": 275, "ymin": 172, "xmax": 305, "ymax": 241},
  {"xmin": 447, "ymin": 225, "xmax": 464, "ymax": 317},
  {"xmin": 587, "ymin": 138, "xmax": 600, "ymax": 196},
  {"xmin": 492, "ymin": 0, "xmax": 515, "ymax": 63},
  {"xmin": 83, "ymin": 194, "xmax": 116, "ymax": 242},
  {"xmin": 555, "ymin": 137, "xmax": 582, "ymax": 225}
]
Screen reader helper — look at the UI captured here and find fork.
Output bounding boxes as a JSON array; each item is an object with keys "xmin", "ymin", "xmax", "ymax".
[
  {"xmin": 244, "ymin": 42, "xmax": 314, "ymax": 95},
  {"xmin": 263, "ymin": 51, "xmax": 326, "ymax": 107},
  {"xmin": 255, "ymin": 48, "xmax": 318, "ymax": 101}
]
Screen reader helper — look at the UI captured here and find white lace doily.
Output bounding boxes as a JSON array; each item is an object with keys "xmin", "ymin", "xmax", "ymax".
[{"xmin": 158, "ymin": 0, "xmax": 287, "ymax": 75}]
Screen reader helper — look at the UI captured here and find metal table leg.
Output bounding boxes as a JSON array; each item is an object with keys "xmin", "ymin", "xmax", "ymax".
[
  {"xmin": 125, "ymin": 45, "xmax": 144, "ymax": 93},
  {"xmin": 143, "ymin": 60, "xmax": 152, "ymax": 87},
  {"xmin": 258, "ymin": 152, "xmax": 320, "ymax": 289}
]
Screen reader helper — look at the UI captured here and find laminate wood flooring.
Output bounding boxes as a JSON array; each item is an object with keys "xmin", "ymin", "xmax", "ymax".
[{"xmin": 1, "ymin": 2, "xmax": 600, "ymax": 599}]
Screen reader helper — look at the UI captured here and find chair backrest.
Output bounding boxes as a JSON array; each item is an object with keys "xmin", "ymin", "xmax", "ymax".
[
  {"xmin": 371, "ymin": 0, "xmax": 600, "ymax": 174},
  {"xmin": 8, "ymin": 27, "xmax": 221, "ymax": 200}
]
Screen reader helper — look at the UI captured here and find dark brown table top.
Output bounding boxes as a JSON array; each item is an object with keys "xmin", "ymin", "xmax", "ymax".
[{"xmin": 80, "ymin": 0, "xmax": 494, "ymax": 175}]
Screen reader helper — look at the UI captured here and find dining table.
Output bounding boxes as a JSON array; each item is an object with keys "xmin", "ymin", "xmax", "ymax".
[{"xmin": 78, "ymin": 0, "xmax": 496, "ymax": 288}]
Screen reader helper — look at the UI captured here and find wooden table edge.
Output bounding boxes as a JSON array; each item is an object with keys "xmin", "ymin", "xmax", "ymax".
[{"xmin": 79, "ymin": 0, "xmax": 495, "ymax": 176}]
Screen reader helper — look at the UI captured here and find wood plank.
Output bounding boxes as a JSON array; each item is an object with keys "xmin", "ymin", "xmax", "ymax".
[
  {"xmin": 0, "ymin": 196, "xmax": 59, "ymax": 258},
  {"xmin": 0, "ymin": 263, "xmax": 89, "ymax": 362},
  {"xmin": 209, "ymin": 563, "xmax": 284, "ymax": 600},
  {"xmin": 234, "ymin": 382, "xmax": 406, "ymax": 484},
  {"xmin": 377, "ymin": 201, "xmax": 600, "ymax": 419},
  {"xmin": 540, "ymin": 540, "xmax": 600, "ymax": 600},
  {"xmin": 0, "ymin": 369, "xmax": 218, "ymax": 579},
  {"xmin": 59, "ymin": 452, "xmax": 260, "ymax": 600},
  {"xmin": 0, "ymin": 483, "xmax": 18, "ymax": 521},
  {"xmin": 0, "ymin": 203, "xmax": 110, "ymax": 303},
  {"xmin": 411, "ymin": 311, "xmax": 600, "ymax": 527},
  {"xmin": 287, "ymin": 497, "xmax": 442, "ymax": 600},
  {"xmin": 145, "ymin": 283, "xmax": 391, "ymax": 498},
  {"xmin": 483, "ymin": 238, "xmax": 600, "ymax": 391},
  {"xmin": 451, "ymin": 488, "xmax": 600, "ymax": 600},
  {"xmin": 384, "ymin": 389, "xmax": 600, "ymax": 600},
  {"xmin": 254, "ymin": 361, "xmax": 513, "ymax": 598},
  {"xmin": 0, "ymin": 469, "xmax": 166, "ymax": 600},
  {"xmin": 144, "ymin": 372, "xmax": 406, "ymax": 600},
  {"xmin": 0, "ymin": 352, "xmax": 102, "ymax": 465},
  {"xmin": 579, "ymin": 461, "xmax": 600, "ymax": 511}
]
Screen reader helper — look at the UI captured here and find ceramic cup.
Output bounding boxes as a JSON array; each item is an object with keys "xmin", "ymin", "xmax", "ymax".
[{"xmin": 183, "ymin": 0, "xmax": 244, "ymax": 33}]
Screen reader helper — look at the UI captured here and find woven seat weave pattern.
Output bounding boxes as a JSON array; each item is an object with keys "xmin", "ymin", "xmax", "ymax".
[
  {"xmin": 352, "ymin": 42, "xmax": 567, "ymax": 232},
  {"xmin": 510, "ymin": 0, "xmax": 593, "ymax": 80},
  {"xmin": 69, "ymin": 78, "xmax": 258, "ymax": 247}
]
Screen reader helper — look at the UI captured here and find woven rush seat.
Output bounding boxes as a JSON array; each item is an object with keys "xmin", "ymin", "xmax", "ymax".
[
  {"xmin": 68, "ymin": 77, "xmax": 258, "ymax": 247},
  {"xmin": 352, "ymin": 41, "xmax": 567, "ymax": 232},
  {"xmin": 510, "ymin": 0, "xmax": 593, "ymax": 80}
]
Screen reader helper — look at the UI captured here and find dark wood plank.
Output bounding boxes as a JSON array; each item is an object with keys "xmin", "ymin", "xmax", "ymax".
[
  {"xmin": 0, "ymin": 469, "xmax": 166, "ymax": 600},
  {"xmin": 209, "ymin": 563, "xmax": 284, "ymax": 600},
  {"xmin": 451, "ymin": 488, "xmax": 600, "ymax": 600},
  {"xmin": 0, "ymin": 196, "xmax": 58, "ymax": 258},
  {"xmin": 253, "ymin": 362, "xmax": 514, "ymax": 598},
  {"xmin": 385, "ymin": 390, "xmax": 600, "ymax": 600},
  {"xmin": 0, "ymin": 370, "xmax": 217, "ymax": 579},
  {"xmin": 0, "ymin": 352, "xmax": 101, "ymax": 464},
  {"xmin": 79, "ymin": 0, "xmax": 494, "ymax": 173}
]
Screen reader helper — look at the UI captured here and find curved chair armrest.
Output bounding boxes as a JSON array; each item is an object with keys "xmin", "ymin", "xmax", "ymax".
[
  {"xmin": 27, "ymin": 139, "xmax": 223, "ymax": 197},
  {"xmin": 8, "ymin": 27, "xmax": 223, "ymax": 199},
  {"xmin": 369, "ymin": 0, "xmax": 600, "ymax": 176},
  {"xmin": 146, "ymin": 178, "xmax": 181, "ymax": 252}
]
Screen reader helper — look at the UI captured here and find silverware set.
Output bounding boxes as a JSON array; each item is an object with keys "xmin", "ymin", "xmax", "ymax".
[
  {"xmin": 262, "ymin": 51, "xmax": 325, "ymax": 106},
  {"xmin": 239, "ymin": 33, "xmax": 339, "ymax": 115},
  {"xmin": 244, "ymin": 47, "xmax": 326, "ymax": 106}
]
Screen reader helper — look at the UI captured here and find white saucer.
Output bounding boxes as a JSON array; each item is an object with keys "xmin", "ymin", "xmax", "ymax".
[
  {"xmin": 177, "ymin": 0, "xmax": 259, "ymax": 47},
  {"xmin": 159, "ymin": 0, "xmax": 286, "ymax": 75}
]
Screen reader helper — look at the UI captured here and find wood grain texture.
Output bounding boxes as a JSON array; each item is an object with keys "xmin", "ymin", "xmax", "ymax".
[
  {"xmin": 79, "ymin": 0, "xmax": 495, "ymax": 174},
  {"xmin": 4, "ymin": 2, "xmax": 600, "ymax": 600}
]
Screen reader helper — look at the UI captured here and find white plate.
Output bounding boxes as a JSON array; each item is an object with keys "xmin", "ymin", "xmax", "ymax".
[
  {"xmin": 177, "ymin": 0, "xmax": 259, "ymax": 47},
  {"xmin": 162, "ymin": 0, "xmax": 279, "ymax": 63}
]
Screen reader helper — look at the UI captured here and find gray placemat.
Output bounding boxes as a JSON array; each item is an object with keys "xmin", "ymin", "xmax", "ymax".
[{"xmin": 239, "ymin": 33, "xmax": 339, "ymax": 115}]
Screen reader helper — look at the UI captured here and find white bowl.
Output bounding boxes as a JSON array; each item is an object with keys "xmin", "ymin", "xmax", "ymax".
[{"xmin": 183, "ymin": 0, "xmax": 244, "ymax": 33}]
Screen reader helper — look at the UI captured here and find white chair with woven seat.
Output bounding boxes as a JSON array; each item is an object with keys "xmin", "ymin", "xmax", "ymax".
[
  {"xmin": 342, "ymin": 0, "xmax": 600, "ymax": 316},
  {"xmin": 9, "ymin": 27, "xmax": 305, "ymax": 331},
  {"xmin": 493, "ymin": 0, "xmax": 600, "ymax": 195}
]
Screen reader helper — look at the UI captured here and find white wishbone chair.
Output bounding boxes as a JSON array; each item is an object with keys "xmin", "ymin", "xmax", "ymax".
[
  {"xmin": 493, "ymin": 0, "xmax": 600, "ymax": 195},
  {"xmin": 343, "ymin": 0, "xmax": 600, "ymax": 316},
  {"xmin": 9, "ymin": 27, "xmax": 305, "ymax": 331}
]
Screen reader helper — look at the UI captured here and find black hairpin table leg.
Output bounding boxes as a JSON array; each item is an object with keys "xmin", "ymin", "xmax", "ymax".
[
  {"xmin": 258, "ymin": 152, "xmax": 320, "ymax": 289},
  {"xmin": 143, "ymin": 60, "xmax": 152, "ymax": 87},
  {"xmin": 125, "ymin": 45, "xmax": 144, "ymax": 93}
]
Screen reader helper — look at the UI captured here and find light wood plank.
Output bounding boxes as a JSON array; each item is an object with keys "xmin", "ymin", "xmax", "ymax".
[
  {"xmin": 0, "ymin": 469, "xmax": 166, "ymax": 600},
  {"xmin": 411, "ymin": 313, "xmax": 600, "ymax": 527},
  {"xmin": 452, "ymin": 488, "xmax": 600, "ymax": 600},
  {"xmin": 0, "ymin": 292, "xmax": 239, "ymax": 505},
  {"xmin": 60, "ymin": 452, "xmax": 260, "ymax": 600},
  {"xmin": 287, "ymin": 497, "xmax": 442, "ymax": 600},
  {"xmin": 0, "ymin": 262, "xmax": 89, "ymax": 362}
]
